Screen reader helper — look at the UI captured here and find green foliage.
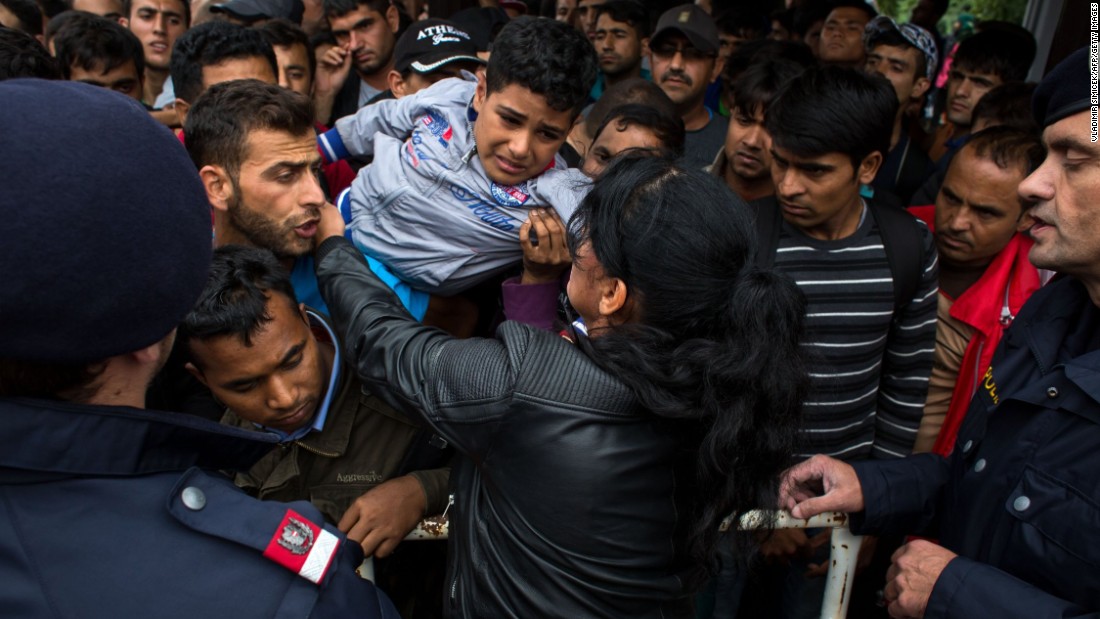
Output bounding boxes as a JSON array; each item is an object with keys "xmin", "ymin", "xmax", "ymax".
[{"xmin": 877, "ymin": 0, "xmax": 1029, "ymax": 35}]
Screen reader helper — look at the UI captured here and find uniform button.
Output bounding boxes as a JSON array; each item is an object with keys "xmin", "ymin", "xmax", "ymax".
[
  {"xmin": 1047, "ymin": 386, "xmax": 1059, "ymax": 398},
  {"xmin": 1013, "ymin": 496, "xmax": 1031, "ymax": 512},
  {"xmin": 973, "ymin": 458, "xmax": 987, "ymax": 473},
  {"xmin": 181, "ymin": 487, "xmax": 207, "ymax": 511},
  {"xmin": 962, "ymin": 440, "xmax": 974, "ymax": 453}
]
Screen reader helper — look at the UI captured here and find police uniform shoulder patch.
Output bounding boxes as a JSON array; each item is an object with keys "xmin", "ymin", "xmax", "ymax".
[{"xmin": 263, "ymin": 509, "xmax": 340, "ymax": 584}]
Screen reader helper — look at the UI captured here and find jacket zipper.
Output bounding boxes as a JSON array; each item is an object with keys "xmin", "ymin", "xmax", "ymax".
[{"xmin": 294, "ymin": 441, "xmax": 340, "ymax": 458}]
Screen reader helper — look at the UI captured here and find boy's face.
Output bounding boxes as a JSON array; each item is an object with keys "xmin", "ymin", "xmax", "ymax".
[
  {"xmin": 187, "ymin": 294, "xmax": 328, "ymax": 433},
  {"xmin": 69, "ymin": 59, "xmax": 143, "ymax": 101},
  {"xmin": 472, "ymin": 78, "xmax": 574, "ymax": 186}
]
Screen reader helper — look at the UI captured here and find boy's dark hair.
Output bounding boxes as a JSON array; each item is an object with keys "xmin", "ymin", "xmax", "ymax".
[
  {"xmin": 54, "ymin": 12, "xmax": 144, "ymax": 79},
  {"xmin": 184, "ymin": 79, "xmax": 314, "ymax": 179},
  {"xmin": 594, "ymin": 0, "xmax": 648, "ymax": 35},
  {"xmin": 0, "ymin": 0, "xmax": 44, "ymax": 35},
  {"xmin": 592, "ymin": 102, "xmax": 685, "ymax": 158},
  {"xmin": 826, "ymin": 0, "xmax": 877, "ymax": 21},
  {"xmin": 766, "ymin": 65, "xmax": 897, "ymax": 169},
  {"xmin": 121, "ymin": 0, "xmax": 190, "ymax": 26},
  {"xmin": 180, "ymin": 245, "xmax": 301, "ymax": 366},
  {"xmin": 258, "ymin": 18, "xmax": 314, "ymax": 81},
  {"xmin": 971, "ymin": 81, "xmax": 1038, "ymax": 135},
  {"xmin": 0, "ymin": 25, "xmax": 60, "ymax": 79},
  {"xmin": 728, "ymin": 57, "xmax": 805, "ymax": 119},
  {"xmin": 170, "ymin": 20, "xmax": 277, "ymax": 104},
  {"xmin": 952, "ymin": 25, "xmax": 1035, "ymax": 83},
  {"xmin": 322, "ymin": 0, "xmax": 386, "ymax": 19},
  {"xmin": 485, "ymin": 16, "xmax": 596, "ymax": 116},
  {"xmin": 584, "ymin": 76, "xmax": 676, "ymax": 139},
  {"xmin": 38, "ymin": 0, "xmax": 67, "ymax": 19}
]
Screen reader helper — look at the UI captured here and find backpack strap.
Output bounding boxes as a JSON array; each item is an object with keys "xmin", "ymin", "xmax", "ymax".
[
  {"xmin": 866, "ymin": 196, "xmax": 926, "ymax": 311},
  {"xmin": 748, "ymin": 195, "xmax": 782, "ymax": 269}
]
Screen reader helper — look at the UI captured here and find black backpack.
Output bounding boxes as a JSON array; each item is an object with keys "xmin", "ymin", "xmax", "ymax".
[{"xmin": 749, "ymin": 195, "xmax": 927, "ymax": 311}]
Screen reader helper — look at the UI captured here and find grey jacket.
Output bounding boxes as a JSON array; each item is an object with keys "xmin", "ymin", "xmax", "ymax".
[{"xmin": 320, "ymin": 77, "xmax": 590, "ymax": 296}]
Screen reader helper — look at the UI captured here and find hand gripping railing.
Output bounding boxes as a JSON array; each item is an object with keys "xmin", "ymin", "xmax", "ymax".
[
  {"xmin": 728, "ymin": 510, "xmax": 863, "ymax": 619},
  {"xmin": 375, "ymin": 510, "xmax": 862, "ymax": 619}
]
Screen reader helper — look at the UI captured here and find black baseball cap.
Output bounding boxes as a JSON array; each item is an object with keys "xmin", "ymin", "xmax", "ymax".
[
  {"xmin": 650, "ymin": 4, "xmax": 719, "ymax": 55},
  {"xmin": 211, "ymin": 0, "xmax": 303, "ymax": 24},
  {"xmin": 394, "ymin": 18, "xmax": 486, "ymax": 75}
]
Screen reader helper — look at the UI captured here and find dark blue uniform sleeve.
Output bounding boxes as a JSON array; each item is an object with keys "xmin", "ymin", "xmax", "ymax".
[
  {"xmin": 848, "ymin": 452, "xmax": 950, "ymax": 537},
  {"xmin": 926, "ymin": 556, "xmax": 1100, "ymax": 619}
]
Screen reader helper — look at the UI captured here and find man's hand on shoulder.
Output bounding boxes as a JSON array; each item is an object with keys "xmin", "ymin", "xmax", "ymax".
[
  {"xmin": 338, "ymin": 475, "xmax": 427, "ymax": 558},
  {"xmin": 883, "ymin": 540, "xmax": 957, "ymax": 619},
  {"xmin": 778, "ymin": 454, "xmax": 866, "ymax": 519}
]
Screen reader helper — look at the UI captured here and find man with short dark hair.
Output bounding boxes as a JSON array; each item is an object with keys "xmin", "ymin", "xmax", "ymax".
[
  {"xmin": 908, "ymin": 127, "xmax": 1043, "ymax": 455},
  {"xmin": 648, "ymin": 3, "xmax": 726, "ymax": 169},
  {"xmin": 589, "ymin": 0, "xmax": 648, "ymax": 101},
  {"xmin": 747, "ymin": 65, "xmax": 938, "ymax": 618},
  {"xmin": 122, "ymin": 0, "xmax": 188, "ymax": 107},
  {"xmin": 170, "ymin": 20, "xmax": 277, "ymax": 125},
  {"xmin": 54, "ymin": 12, "xmax": 144, "ymax": 101},
  {"xmin": 0, "ymin": 77, "xmax": 398, "ymax": 619},
  {"xmin": 314, "ymin": 0, "xmax": 400, "ymax": 125},
  {"xmin": 710, "ymin": 57, "xmax": 802, "ymax": 203},
  {"xmin": 781, "ymin": 48, "xmax": 1100, "ymax": 619},
  {"xmin": 863, "ymin": 15, "xmax": 937, "ymax": 205},
  {"xmin": 181, "ymin": 244, "xmax": 450, "ymax": 559},
  {"xmin": 817, "ymin": 0, "xmax": 875, "ymax": 67},
  {"xmin": 184, "ymin": 79, "xmax": 329, "ymax": 310}
]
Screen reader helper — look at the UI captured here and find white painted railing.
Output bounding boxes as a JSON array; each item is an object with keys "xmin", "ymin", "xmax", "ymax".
[{"xmin": 361, "ymin": 510, "xmax": 861, "ymax": 619}]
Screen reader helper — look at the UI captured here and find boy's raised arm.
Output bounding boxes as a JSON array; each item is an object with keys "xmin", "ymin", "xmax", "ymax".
[{"xmin": 317, "ymin": 78, "xmax": 474, "ymax": 163}]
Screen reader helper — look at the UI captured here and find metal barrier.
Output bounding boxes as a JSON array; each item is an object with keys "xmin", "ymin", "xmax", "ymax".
[
  {"xmin": 731, "ymin": 510, "xmax": 863, "ymax": 619},
  {"xmin": 361, "ymin": 510, "xmax": 860, "ymax": 619}
]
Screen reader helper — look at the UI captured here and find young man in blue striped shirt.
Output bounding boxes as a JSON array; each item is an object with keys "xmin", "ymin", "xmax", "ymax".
[{"xmin": 741, "ymin": 65, "xmax": 938, "ymax": 618}]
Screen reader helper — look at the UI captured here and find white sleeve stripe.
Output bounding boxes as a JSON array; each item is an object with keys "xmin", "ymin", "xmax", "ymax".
[{"xmin": 299, "ymin": 528, "xmax": 340, "ymax": 584}]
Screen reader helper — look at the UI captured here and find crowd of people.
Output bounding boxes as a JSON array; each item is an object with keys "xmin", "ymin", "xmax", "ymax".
[{"xmin": 0, "ymin": 0, "xmax": 1097, "ymax": 617}]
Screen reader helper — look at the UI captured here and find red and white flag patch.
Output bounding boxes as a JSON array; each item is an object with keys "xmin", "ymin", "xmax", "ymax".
[{"xmin": 263, "ymin": 509, "xmax": 340, "ymax": 584}]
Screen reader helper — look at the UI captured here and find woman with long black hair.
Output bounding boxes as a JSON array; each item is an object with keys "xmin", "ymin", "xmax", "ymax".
[{"xmin": 314, "ymin": 156, "xmax": 808, "ymax": 618}]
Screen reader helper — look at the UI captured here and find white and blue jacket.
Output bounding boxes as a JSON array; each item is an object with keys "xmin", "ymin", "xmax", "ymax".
[{"xmin": 319, "ymin": 77, "xmax": 590, "ymax": 296}]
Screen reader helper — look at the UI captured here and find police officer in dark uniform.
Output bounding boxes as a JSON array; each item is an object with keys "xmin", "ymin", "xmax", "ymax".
[{"xmin": 0, "ymin": 79, "xmax": 399, "ymax": 619}]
